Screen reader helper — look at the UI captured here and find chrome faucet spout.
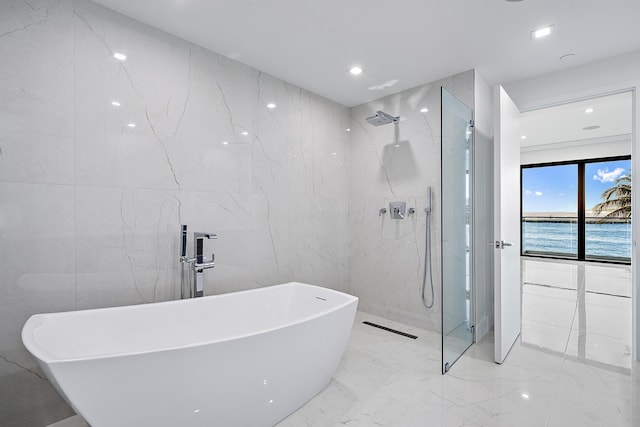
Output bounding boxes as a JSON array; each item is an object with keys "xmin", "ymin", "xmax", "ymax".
[{"xmin": 179, "ymin": 225, "xmax": 218, "ymax": 299}]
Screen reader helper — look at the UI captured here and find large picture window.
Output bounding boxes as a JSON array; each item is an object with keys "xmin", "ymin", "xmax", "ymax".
[{"xmin": 522, "ymin": 156, "xmax": 631, "ymax": 263}]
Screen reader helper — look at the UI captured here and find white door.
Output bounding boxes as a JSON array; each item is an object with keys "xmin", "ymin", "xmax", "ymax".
[{"xmin": 493, "ymin": 86, "xmax": 522, "ymax": 364}]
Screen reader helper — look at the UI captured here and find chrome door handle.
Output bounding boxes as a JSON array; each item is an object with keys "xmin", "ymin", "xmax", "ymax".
[{"xmin": 494, "ymin": 240, "xmax": 512, "ymax": 249}]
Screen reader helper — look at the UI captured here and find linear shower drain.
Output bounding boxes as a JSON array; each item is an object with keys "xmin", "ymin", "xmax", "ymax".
[{"xmin": 362, "ymin": 321, "xmax": 418, "ymax": 339}]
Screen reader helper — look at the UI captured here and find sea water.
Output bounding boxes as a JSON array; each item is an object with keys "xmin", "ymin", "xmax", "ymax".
[{"xmin": 522, "ymin": 221, "xmax": 631, "ymax": 258}]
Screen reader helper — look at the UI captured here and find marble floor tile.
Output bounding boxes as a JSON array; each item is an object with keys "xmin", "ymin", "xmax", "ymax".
[
  {"xmin": 522, "ymin": 285, "xmax": 577, "ymax": 328},
  {"xmin": 521, "ymin": 320, "xmax": 572, "ymax": 354},
  {"xmin": 522, "ymin": 259, "xmax": 632, "ymax": 370}
]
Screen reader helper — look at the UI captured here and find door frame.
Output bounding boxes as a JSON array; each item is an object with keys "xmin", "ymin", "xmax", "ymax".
[{"xmin": 509, "ymin": 86, "xmax": 638, "ymax": 360}]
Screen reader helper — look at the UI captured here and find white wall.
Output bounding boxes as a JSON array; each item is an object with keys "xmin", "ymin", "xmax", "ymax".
[
  {"xmin": 348, "ymin": 71, "xmax": 474, "ymax": 332},
  {"xmin": 0, "ymin": 1, "xmax": 350, "ymax": 425},
  {"xmin": 521, "ymin": 136, "xmax": 631, "ymax": 165},
  {"xmin": 505, "ymin": 50, "xmax": 640, "ymax": 360},
  {"xmin": 505, "ymin": 51, "xmax": 640, "ymax": 111}
]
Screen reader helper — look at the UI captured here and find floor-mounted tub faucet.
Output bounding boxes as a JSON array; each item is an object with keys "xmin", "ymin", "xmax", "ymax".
[{"xmin": 180, "ymin": 225, "xmax": 217, "ymax": 298}]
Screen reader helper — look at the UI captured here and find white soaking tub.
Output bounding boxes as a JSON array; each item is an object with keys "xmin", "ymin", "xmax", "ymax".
[{"xmin": 22, "ymin": 282, "xmax": 358, "ymax": 427}]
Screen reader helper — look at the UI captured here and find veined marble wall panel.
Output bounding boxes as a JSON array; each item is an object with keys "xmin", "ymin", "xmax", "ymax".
[
  {"xmin": 349, "ymin": 71, "xmax": 474, "ymax": 333},
  {"xmin": 73, "ymin": 0, "xmax": 254, "ymax": 194},
  {"xmin": 74, "ymin": 186, "xmax": 180, "ymax": 309},
  {"xmin": 0, "ymin": 1, "xmax": 77, "ymax": 425},
  {"xmin": 0, "ymin": 0, "xmax": 74, "ymax": 186},
  {"xmin": 0, "ymin": 183, "xmax": 77, "ymax": 426},
  {"xmin": 0, "ymin": 0, "xmax": 349, "ymax": 425}
]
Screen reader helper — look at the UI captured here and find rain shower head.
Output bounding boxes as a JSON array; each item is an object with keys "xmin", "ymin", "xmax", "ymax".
[{"xmin": 366, "ymin": 110, "xmax": 399, "ymax": 126}]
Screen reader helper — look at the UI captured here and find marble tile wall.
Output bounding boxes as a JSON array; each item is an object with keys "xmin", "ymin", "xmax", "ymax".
[
  {"xmin": 348, "ymin": 72, "xmax": 474, "ymax": 332},
  {"xmin": 0, "ymin": 0, "xmax": 349, "ymax": 425}
]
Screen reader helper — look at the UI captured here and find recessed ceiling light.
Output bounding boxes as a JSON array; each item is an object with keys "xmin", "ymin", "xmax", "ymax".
[
  {"xmin": 420, "ymin": 108, "xmax": 429, "ymax": 113},
  {"xmin": 583, "ymin": 125, "xmax": 601, "ymax": 131},
  {"xmin": 349, "ymin": 66, "xmax": 363, "ymax": 76},
  {"xmin": 222, "ymin": 141, "xmax": 229, "ymax": 145},
  {"xmin": 266, "ymin": 103, "xmax": 276, "ymax": 109},
  {"xmin": 127, "ymin": 123, "xmax": 136, "ymax": 128},
  {"xmin": 111, "ymin": 101, "xmax": 121, "ymax": 107},
  {"xmin": 241, "ymin": 131, "xmax": 249, "ymax": 136},
  {"xmin": 521, "ymin": 135, "xmax": 527, "ymax": 140},
  {"xmin": 521, "ymin": 393, "xmax": 530, "ymax": 399},
  {"xmin": 532, "ymin": 25, "xmax": 553, "ymax": 39},
  {"xmin": 584, "ymin": 108, "xmax": 594, "ymax": 114},
  {"xmin": 346, "ymin": 128, "xmax": 351, "ymax": 132},
  {"xmin": 331, "ymin": 152, "xmax": 337, "ymax": 156},
  {"xmin": 113, "ymin": 52, "xmax": 127, "ymax": 61}
]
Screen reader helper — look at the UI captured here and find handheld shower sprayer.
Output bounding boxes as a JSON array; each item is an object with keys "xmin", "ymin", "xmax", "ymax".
[{"xmin": 422, "ymin": 187, "xmax": 434, "ymax": 308}]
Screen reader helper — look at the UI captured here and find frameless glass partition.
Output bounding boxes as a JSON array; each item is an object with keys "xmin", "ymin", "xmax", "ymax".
[{"xmin": 441, "ymin": 88, "xmax": 474, "ymax": 373}]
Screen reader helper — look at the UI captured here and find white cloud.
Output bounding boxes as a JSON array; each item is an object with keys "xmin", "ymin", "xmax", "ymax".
[
  {"xmin": 535, "ymin": 191, "xmax": 543, "ymax": 196},
  {"xmin": 525, "ymin": 190, "xmax": 532, "ymax": 195},
  {"xmin": 593, "ymin": 167, "xmax": 625, "ymax": 183}
]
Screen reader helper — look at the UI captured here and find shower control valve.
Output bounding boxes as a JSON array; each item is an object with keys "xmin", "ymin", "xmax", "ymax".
[{"xmin": 389, "ymin": 201, "xmax": 406, "ymax": 220}]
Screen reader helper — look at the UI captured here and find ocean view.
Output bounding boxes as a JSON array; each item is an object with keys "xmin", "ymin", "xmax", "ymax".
[{"xmin": 522, "ymin": 220, "xmax": 632, "ymax": 259}]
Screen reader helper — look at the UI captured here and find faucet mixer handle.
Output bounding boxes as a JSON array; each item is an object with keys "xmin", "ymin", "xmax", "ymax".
[
  {"xmin": 194, "ymin": 232, "xmax": 217, "ymax": 240},
  {"xmin": 180, "ymin": 224, "xmax": 188, "ymax": 258}
]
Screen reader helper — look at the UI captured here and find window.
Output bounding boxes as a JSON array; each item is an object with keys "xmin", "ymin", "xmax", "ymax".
[
  {"xmin": 585, "ymin": 159, "xmax": 632, "ymax": 261},
  {"xmin": 522, "ymin": 156, "xmax": 631, "ymax": 263},
  {"xmin": 522, "ymin": 163, "xmax": 578, "ymax": 257}
]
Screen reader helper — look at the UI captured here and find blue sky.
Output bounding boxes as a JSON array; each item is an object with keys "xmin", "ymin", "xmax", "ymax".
[{"xmin": 522, "ymin": 159, "xmax": 630, "ymax": 213}]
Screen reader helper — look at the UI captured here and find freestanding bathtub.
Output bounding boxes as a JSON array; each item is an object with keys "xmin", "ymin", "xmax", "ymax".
[{"xmin": 22, "ymin": 282, "xmax": 358, "ymax": 427}]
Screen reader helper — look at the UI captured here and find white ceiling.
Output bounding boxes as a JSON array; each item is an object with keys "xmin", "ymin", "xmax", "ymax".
[
  {"xmin": 91, "ymin": 0, "xmax": 640, "ymax": 108},
  {"xmin": 520, "ymin": 91, "xmax": 633, "ymax": 148}
]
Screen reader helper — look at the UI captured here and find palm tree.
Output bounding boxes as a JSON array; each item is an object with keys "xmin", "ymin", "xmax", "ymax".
[{"xmin": 591, "ymin": 173, "xmax": 631, "ymax": 221}]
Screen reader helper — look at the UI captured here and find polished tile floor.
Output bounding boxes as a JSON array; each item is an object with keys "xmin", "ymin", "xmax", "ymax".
[
  {"xmin": 280, "ymin": 311, "xmax": 640, "ymax": 426},
  {"xmin": 522, "ymin": 259, "xmax": 632, "ymax": 370},
  {"xmin": 52, "ymin": 310, "xmax": 640, "ymax": 426}
]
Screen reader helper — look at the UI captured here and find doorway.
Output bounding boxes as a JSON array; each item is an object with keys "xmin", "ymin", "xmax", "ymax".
[{"xmin": 519, "ymin": 91, "xmax": 633, "ymax": 369}]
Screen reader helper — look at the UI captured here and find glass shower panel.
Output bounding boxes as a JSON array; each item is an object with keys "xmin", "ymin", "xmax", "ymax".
[{"xmin": 441, "ymin": 88, "xmax": 474, "ymax": 373}]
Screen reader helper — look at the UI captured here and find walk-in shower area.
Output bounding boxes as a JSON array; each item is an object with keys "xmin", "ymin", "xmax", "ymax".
[{"xmin": 349, "ymin": 74, "xmax": 484, "ymax": 376}]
